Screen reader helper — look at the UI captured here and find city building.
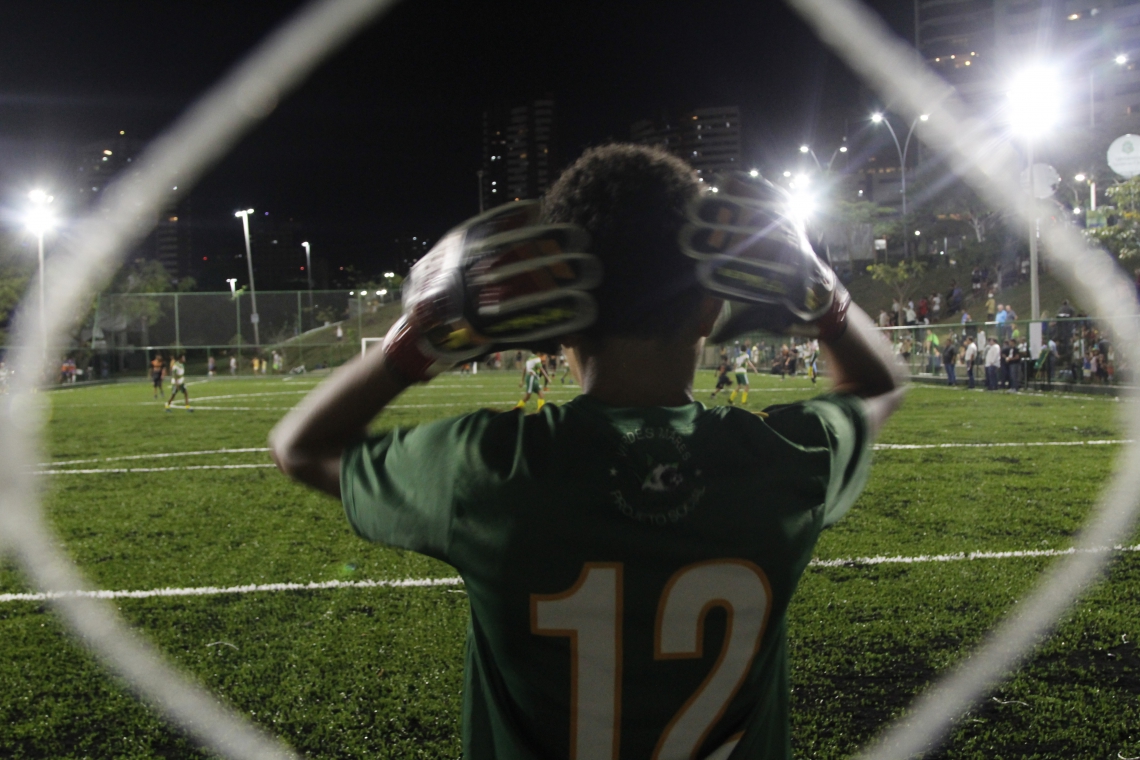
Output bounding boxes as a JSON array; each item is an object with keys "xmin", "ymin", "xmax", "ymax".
[
  {"xmin": 630, "ymin": 106, "xmax": 743, "ymax": 180},
  {"xmin": 917, "ymin": 0, "xmax": 995, "ymax": 104},
  {"xmin": 480, "ymin": 99, "xmax": 557, "ymax": 210},
  {"xmin": 74, "ymin": 132, "xmax": 194, "ymax": 281}
]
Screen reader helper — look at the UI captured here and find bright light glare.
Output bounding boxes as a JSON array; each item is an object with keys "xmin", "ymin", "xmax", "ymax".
[
  {"xmin": 384, "ymin": 271, "xmax": 395, "ymax": 278},
  {"xmin": 710, "ymin": 187, "xmax": 719, "ymax": 193},
  {"xmin": 28, "ymin": 189, "xmax": 52, "ymax": 205},
  {"xmin": 788, "ymin": 190, "xmax": 816, "ymax": 220},
  {"xmin": 871, "ymin": 112, "xmax": 884, "ymax": 123},
  {"xmin": 1075, "ymin": 173, "xmax": 1087, "ymax": 182},
  {"xmin": 1008, "ymin": 66, "xmax": 1061, "ymax": 136},
  {"xmin": 795, "ymin": 173, "xmax": 810, "ymax": 186},
  {"xmin": 749, "ymin": 169, "xmax": 759, "ymax": 177},
  {"xmin": 920, "ymin": 113, "xmax": 930, "ymax": 121},
  {"xmin": 839, "ymin": 146, "xmax": 848, "ymax": 152},
  {"xmin": 1117, "ymin": 54, "xmax": 1129, "ymax": 65},
  {"xmin": 914, "ymin": 230, "xmax": 921, "ymax": 236},
  {"xmin": 25, "ymin": 207, "xmax": 55, "ymax": 237},
  {"xmin": 379, "ymin": 289, "xmax": 388, "ymax": 296},
  {"xmin": 799, "ymin": 145, "xmax": 810, "ymax": 153},
  {"xmin": 782, "ymin": 170, "xmax": 792, "ymax": 177}
]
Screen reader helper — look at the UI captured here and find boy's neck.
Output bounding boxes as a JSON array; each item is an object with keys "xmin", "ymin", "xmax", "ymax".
[{"xmin": 568, "ymin": 336, "xmax": 703, "ymax": 408}]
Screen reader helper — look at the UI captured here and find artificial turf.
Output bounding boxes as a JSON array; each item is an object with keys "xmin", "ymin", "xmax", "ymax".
[{"xmin": 0, "ymin": 370, "xmax": 1136, "ymax": 758}]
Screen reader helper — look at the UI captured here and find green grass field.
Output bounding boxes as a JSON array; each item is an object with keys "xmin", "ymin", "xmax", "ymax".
[{"xmin": 3, "ymin": 370, "xmax": 1138, "ymax": 759}]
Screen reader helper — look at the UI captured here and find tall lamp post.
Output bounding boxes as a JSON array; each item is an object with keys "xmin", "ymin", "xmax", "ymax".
[
  {"xmin": 301, "ymin": 241, "xmax": 314, "ymax": 327},
  {"xmin": 1008, "ymin": 65, "xmax": 1060, "ymax": 357},
  {"xmin": 799, "ymin": 139, "xmax": 848, "ymax": 172},
  {"xmin": 234, "ymin": 209, "xmax": 260, "ymax": 346},
  {"xmin": 871, "ymin": 112, "xmax": 929, "ymax": 258},
  {"xmin": 25, "ymin": 190, "xmax": 56, "ymax": 356}
]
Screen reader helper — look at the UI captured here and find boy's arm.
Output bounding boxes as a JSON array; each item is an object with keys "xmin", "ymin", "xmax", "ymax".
[
  {"xmin": 820, "ymin": 303, "xmax": 907, "ymax": 437},
  {"xmin": 268, "ymin": 349, "xmax": 412, "ymax": 498}
]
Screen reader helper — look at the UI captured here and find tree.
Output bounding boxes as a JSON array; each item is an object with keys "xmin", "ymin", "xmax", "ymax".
[
  {"xmin": 867, "ymin": 260, "xmax": 927, "ymax": 322},
  {"xmin": 0, "ymin": 235, "xmax": 35, "ymax": 345},
  {"xmin": 1087, "ymin": 176, "xmax": 1140, "ymax": 261}
]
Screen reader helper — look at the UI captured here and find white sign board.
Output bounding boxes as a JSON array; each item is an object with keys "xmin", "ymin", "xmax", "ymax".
[
  {"xmin": 874, "ymin": 238, "xmax": 887, "ymax": 251},
  {"xmin": 1108, "ymin": 134, "xmax": 1140, "ymax": 178}
]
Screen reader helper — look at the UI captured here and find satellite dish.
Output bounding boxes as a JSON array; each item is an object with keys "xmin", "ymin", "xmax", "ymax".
[
  {"xmin": 1108, "ymin": 134, "xmax": 1140, "ymax": 179},
  {"xmin": 1019, "ymin": 163, "xmax": 1061, "ymax": 199}
]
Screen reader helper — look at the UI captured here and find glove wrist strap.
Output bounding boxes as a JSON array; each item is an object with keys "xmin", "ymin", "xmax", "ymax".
[
  {"xmin": 816, "ymin": 286, "xmax": 851, "ymax": 343},
  {"xmin": 382, "ymin": 316, "xmax": 446, "ymax": 383}
]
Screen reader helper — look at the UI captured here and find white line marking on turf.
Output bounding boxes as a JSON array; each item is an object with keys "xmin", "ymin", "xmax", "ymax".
[
  {"xmin": 873, "ymin": 439, "xmax": 1131, "ymax": 451},
  {"xmin": 809, "ymin": 544, "xmax": 1140, "ymax": 567},
  {"xmin": 46, "ymin": 447, "xmax": 270, "ymax": 468},
  {"xmin": 0, "ymin": 576, "xmax": 464, "ymax": 603},
  {"xmin": 3, "ymin": 544, "xmax": 1139, "ymax": 604},
  {"xmin": 36, "ymin": 464, "xmax": 277, "ymax": 475}
]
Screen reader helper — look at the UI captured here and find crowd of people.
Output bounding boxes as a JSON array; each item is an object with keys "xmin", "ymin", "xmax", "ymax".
[{"xmin": 880, "ymin": 298, "xmax": 1116, "ymax": 390}]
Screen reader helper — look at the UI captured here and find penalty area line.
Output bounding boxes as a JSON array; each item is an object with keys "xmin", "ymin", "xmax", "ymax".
[{"xmin": 3, "ymin": 545, "xmax": 1139, "ymax": 604}]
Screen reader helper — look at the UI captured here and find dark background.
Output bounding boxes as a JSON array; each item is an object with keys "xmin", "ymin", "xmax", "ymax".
[{"xmin": 0, "ymin": 0, "xmax": 913, "ymax": 285}]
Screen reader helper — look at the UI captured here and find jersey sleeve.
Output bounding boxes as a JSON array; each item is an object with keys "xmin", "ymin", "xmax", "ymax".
[
  {"xmin": 803, "ymin": 394, "xmax": 872, "ymax": 527},
  {"xmin": 340, "ymin": 411, "xmax": 495, "ymax": 563},
  {"xmin": 764, "ymin": 393, "xmax": 872, "ymax": 528}
]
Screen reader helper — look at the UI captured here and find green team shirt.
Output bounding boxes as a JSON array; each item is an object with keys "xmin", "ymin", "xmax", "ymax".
[{"xmin": 341, "ymin": 393, "xmax": 871, "ymax": 760}]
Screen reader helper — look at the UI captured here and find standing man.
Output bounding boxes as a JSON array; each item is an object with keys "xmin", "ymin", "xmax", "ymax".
[
  {"xmin": 165, "ymin": 354, "xmax": 192, "ymax": 412},
  {"xmin": 943, "ymin": 334, "xmax": 958, "ymax": 386},
  {"xmin": 1004, "ymin": 339, "xmax": 1022, "ymax": 393},
  {"xmin": 995, "ymin": 304, "xmax": 1008, "ymax": 342},
  {"xmin": 983, "ymin": 337, "xmax": 1001, "ymax": 391},
  {"xmin": 728, "ymin": 349, "xmax": 758, "ymax": 406},
  {"xmin": 150, "ymin": 352, "xmax": 166, "ymax": 399},
  {"xmin": 963, "ymin": 335, "xmax": 978, "ymax": 389},
  {"xmin": 515, "ymin": 352, "xmax": 551, "ymax": 411}
]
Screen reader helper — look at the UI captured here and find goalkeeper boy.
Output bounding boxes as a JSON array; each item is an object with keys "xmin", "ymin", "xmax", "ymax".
[{"xmin": 270, "ymin": 144, "xmax": 905, "ymax": 760}]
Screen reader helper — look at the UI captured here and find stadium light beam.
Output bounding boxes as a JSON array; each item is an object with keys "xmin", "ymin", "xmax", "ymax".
[
  {"xmin": 25, "ymin": 190, "xmax": 56, "ymax": 356},
  {"xmin": 234, "ymin": 209, "xmax": 261, "ymax": 345}
]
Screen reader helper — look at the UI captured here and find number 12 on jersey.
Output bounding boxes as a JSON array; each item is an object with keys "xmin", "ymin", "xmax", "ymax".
[{"xmin": 531, "ymin": 560, "xmax": 772, "ymax": 760}]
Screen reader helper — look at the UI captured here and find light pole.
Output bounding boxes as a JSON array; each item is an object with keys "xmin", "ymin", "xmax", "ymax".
[
  {"xmin": 1009, "ymin": 65, "xmax": 1060, "ymax": 357},
  {"xmin": 872, "ymin": 112, "xmax": 928, "ymax": 258},
  {"xmin": 799, "ymin": 140, "xmax": 848, "ymax": 172},
  {"xmin": 234, "ymin": 209, "xmax": 260, "ymax": 346},
  {"xmin": 25, "ymin": 190, "xmax": 55, "ymax": 356},
  {"xmin": 301, "ymin": 241, "xmax": 314, "ymax": 328}
]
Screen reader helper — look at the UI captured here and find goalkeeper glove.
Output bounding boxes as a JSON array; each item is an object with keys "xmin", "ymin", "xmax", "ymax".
[
  {"xmin": 679, "ymin": 172, "xmax": 848, "ymax": 343},
  {"xmin": 383, "ymin": 201, "xmax": 599, "ymax": 383}
]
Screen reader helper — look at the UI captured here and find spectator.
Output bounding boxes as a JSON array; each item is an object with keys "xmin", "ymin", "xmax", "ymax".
[
  {"xmin": 943, "ymin": 335, "xmax": 959, "ymax": 386},
  {"xmin": 963, "ymin": 336, "xmax": 978, "ymax": 389},
  {"xmin": 995, "ymin": 304, "xmax": 1008, "ymax": 340},
  {"xmin": 927, "ymin": 330, "xmax": 942, "ymax": 375},
  {"xmin": 947, "ymin": 281, "xmax": 963, "ymax": 315},
  {"xmin": 985, "ymin": 292, "xmax": 996, "ymax": 323},
  {"xmin": 904, "ymin": 303, "xmax": 917, "ymax": 326},
  {"xmin": 917, "ymin": 296, "xmax": 929, "ymax": 322},
  {"xmin": 878, "ymin": 309, "xmax": 890, "ymax": 328},
  {"xmin": 1071, "ymin": 343, "xmax": 1084, "ymax": 384},
  {"xmin": 983, "ymin": 337, "xmax": 1001, "ymax": 390},
  {"xmin": 932, "ymin": 293, "xmax": 942, "ymax": 320},
  {"xmin": 1004, "ymin": 339, "xmax": 1022, "ymax": 392},
  {"xmin": 971, "ymin": 267, "xmax": 982, "ymax": 293}
]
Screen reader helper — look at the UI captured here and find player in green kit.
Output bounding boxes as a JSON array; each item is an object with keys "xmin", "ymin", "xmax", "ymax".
[
  {"xmin": 270, "ymin": 145, "xmax": 905, "ymax": 760},
  {"xmin": 728, "ymin": 350, "xmax": 757, "ymax": 406},
  {"xmin": 516, "ymin": 352, "xmax": 551, "ymax": 411}
]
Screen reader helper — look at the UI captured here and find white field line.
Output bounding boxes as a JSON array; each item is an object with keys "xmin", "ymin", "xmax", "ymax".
[
  {"xmin": 3, "ymin": 544, "xmax": 1138, "ymax": 604},
  {"xmin": 38, "ymin": 438, "xmax": 1131, "ymax": 473},
  {"xmin": 0, "ymin": 576, "xmax": 463, "ymax": 604},
  {"xmin": 35, "ymin": 463, "xmax": 277, "ymax": 475}
]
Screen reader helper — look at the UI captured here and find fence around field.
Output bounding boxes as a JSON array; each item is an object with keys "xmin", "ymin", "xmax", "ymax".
[
  {"xmin": 4, "ymin": 288, "xmax": 406, "ymax": 381},
  {"xmin": 700, "ymin": 315, "xmax": 1129, "ymax": 389}
]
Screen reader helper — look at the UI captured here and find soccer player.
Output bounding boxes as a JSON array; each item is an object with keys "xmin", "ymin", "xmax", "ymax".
[
  {"xmin": 805, "ymin": 338, "xmax": 820, "ymax": 384},
  {"xmin": 150, "ymin": 353, "xmax": 165, "ymax": 399},
  {"xmin": 270, "ymin": 145, "xmax": 904, "ymax": 760},
  {"xmin": 709, "ymin": 360, "xmax": 734, "ymax": 401},
  {"xmin": 515, "ymin": 352, "xmax": 551, "ymax": 411},
  {"xmin": 164, "ymin": 354, "xmax": 192, "ymax": 412},
  {"xmin": 728, "ymin": 350, "xmax": 757, "ymax": 405}
]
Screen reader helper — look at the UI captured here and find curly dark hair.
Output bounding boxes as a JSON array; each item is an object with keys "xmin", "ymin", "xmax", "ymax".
[{"xmin": 542, "ymin": 143, "xmax": 703, "ymax": 340}]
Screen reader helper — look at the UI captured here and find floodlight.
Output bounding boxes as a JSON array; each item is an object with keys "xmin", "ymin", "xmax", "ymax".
[
  {"xmin": 788, "ymin": 189, "xmax": 816, "ymax": 220},
  {"xmin": 914, "ymin": 230, "xmax": 921, "ymax": 236},
  {"xmin": 871, "ymin": 112, "xmax": 884, "ymax": 123},
  {"xmin": 839, "ymin": 146, "xmax": 848, "ymax": 152},
  {"xmin": 379, "ymin": 289, "xmax": 388, "ymax": 296},
  {"xmin": 28, "ymin": 189, "xmax": 52, "ymax": 205},
  {"xmin": 383, "ymin": 271, "xmax": 395, "ymax": 278},
  {"xmin": 1075, "ymin": 173, "xmax": 1086, "ymax": 182},
  {"xmin": 1007, "ymin": 66, "xmax": 1061, "ymax": 136},
  {"xmin": 710, "ymin": 187, "xmax": 719, "ymax": 193},
  {"xmin": 749, "ymin": 169, "xmax": 759, "ymax": 177},
  {"xmin": 799, "ymin": 145, "xmax": 810, "ymax": 153},
  {"xmin": 25, "ymin": 206, "xmax": 55, "ymax": 237},
  {"xmin": 1116, "ymin": 54, "xmax": 1129, "ymax": 66},
  {"xmin": 920, "ymin": 114, "xmax": 930, "ymax": 121},
  {"xmin": 782, "ymin": 170, "xmax": 792, "ymax": 177}
]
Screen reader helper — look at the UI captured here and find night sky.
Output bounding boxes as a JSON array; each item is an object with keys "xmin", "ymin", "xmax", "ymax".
[{"xmin": 0, "ymin": 0, "xmax": 913, "ymax": 287}]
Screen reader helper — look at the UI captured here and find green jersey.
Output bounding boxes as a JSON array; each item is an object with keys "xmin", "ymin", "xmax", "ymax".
[{"xmin": 341, "ymin": 393, "xmax": 871, "ymax": 760}]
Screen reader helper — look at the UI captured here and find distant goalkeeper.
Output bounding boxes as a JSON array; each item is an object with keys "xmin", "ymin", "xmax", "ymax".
[{"xmin": 271, "ymin": 145, "xmax": 904, "ymax": 760}]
